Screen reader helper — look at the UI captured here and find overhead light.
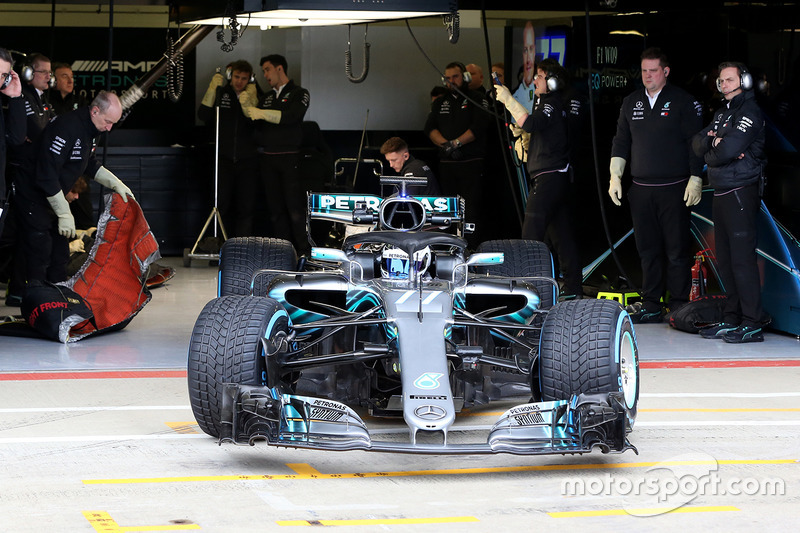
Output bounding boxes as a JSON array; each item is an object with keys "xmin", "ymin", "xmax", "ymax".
[{"xmin": 183, "ymin": 1, "xmax": 453, "ymax": 28}]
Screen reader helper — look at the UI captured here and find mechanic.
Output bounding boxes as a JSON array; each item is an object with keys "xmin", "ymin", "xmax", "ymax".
[
  {"xmin": 424, "ymin": 61, "xmax": 490, "ymax": 243},
  {"xmin": 198, "ymin": 60, "xmax": 260, "ymax": 237},
  {"xmin": 47, "ymin": 63, "xmax": 86, "ymax": 116},
  {"xmin": 380, "ymin": 136, "xmax": 441, "ymax": 196},
  {"xmin": 1, "ymin": 47, "xmax": 25, "ymax": 210},
  {"xmin": 238, "ymin": 54, "xmax": 310, "ymax": 254},
  {"xmin": 465, "ymin": 63, "xmax": 486, "ymax": 93},
  {"xmin": 495, "ymin": 58, "xmax": 583, "ymax": 298},
  {"xmin": 13, "ymin": 91, "xmax": 133, "ymax": 286},
  {"xmin": 9, "ymin": 53, "xmax": 54, "ymax": 169},
  {"xmin": 692, "ymin": 62, "xmax": 768, "ymax": 343},
  {"xmin": 46, "ymin": 62, "xmax": 95, "ymax": 231},
  {"xmin": 4, "ymin": 53, "xmax": 55, "ymax": 306},
  {"xmin": 609, "ymin": 47, "xmax": 704, "ymax": 323},
  {"xmin": 1, "ymin": 48, "xmax": 26, "ymax": 308}
]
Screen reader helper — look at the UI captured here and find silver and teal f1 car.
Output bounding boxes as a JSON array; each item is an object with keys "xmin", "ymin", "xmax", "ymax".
[{"xmin": 188, "ymin": 177, "xmax": 639, "ymax": 456}]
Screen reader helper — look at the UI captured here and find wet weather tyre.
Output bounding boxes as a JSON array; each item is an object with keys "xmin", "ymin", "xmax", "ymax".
[
  {"xmin": 476, "ymin": 239, "xmax": 556, "ymax": 309},
  {"xmin": 187, "ymin": 295, "xmax": 290, "ymax": 437},
  {"xmin": 218, "ymin": 237, "xmax": 296, "ymax": 297},
  {"xmin": 538, "ymin": 298, "xmax": 639, "ymax": 427}
]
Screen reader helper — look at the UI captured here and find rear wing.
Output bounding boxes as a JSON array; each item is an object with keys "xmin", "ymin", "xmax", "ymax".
[{"xmin": 307, "ymin": 192, "xmax": 465, "ymax": 227}]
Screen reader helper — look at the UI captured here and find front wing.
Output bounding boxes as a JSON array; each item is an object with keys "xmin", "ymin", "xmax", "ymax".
[{"xmin": 220, "ymin": 385, "xmax": 637, "ymax": 456}]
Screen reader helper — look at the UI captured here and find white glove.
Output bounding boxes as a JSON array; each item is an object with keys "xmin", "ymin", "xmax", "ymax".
[
  {"xmin": 94, "ymin": 166, "xmax": 134, "ymax": 202},
  {"xmin": 201, "ymin": 73, "xmax": 225, "ymax": 107},
  {"xmin": 243, "ymin": 83, "xmax": 258, "ymax": 103},
  {"xmin": 494, "ymin": 84, "xmax": 528, "ymax": 125},
  {"xmin": 76, "ymin": 227, "xmax": 97, "ymax": 239},
  {"xmin": 509, "ymin": 123, "xmax": 524, "ymax": 137},
  {"xmin": 515, "ymin": 131, "xmax": 530, "ymax": 163},
  {"xmin": 609, "ymin": 156, "xmax": 626, "ymax": 206},
  {"xmin": 47, "ymin": 193, "xmax": 77, "ymax": 239},
  {"xmin": 684, "ymin": 176, "xmax": 703, "ymax": 207},
  {"xmin": 69, "ymin": 238, "xmax": 85, "ymax": 254},
  {"xmin": 238, "ymin": 92, "xmax": 281, "ymax": 124}
]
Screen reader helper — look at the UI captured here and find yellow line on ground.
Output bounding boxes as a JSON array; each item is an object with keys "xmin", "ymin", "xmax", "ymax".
[
  {"xmin": 287, "ymin": 463, "xmax": 323, "ymax": 476},
  {"xmin": 277, "ymin": 516, "xmax": 479, "ymax": 526},
  {"xmin": 83, "ymin": 511, "xmax": 200, "ymax": 532},
  {"xmin": 82, "ymin": 459, "xmax": 797, "ymax": 485},
  {"xmin": 549, "ymin": 506, "xmax": 739, "ymax": 518},
  {"xmin": 165, "ymin": 422, "xmax": 199, "ymax": 434}
]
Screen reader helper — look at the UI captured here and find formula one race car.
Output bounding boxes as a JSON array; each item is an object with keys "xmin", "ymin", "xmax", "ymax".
[{"xmin": 188, "ymin": 177, "xmax": 639, "ymax": 456}]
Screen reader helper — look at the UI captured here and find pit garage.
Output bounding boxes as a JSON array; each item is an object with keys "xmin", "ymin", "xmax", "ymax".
[{"xmin": 2, "ymin": 1, "xmax": 800, "ymax": 530}]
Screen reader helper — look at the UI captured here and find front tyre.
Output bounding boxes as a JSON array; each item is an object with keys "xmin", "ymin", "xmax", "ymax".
[
  {"xmin": 538, "ymin": 299, "xmax": 639, "ymax": 428},
  {"xmin": 187, "ymin": 295, "xmax": 291, "ymax": 437}
]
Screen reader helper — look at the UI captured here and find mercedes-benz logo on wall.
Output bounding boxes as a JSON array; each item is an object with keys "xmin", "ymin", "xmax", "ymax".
[{"xmin": 415, "ymin": 405, "xmax": 446, "ymax": 421}]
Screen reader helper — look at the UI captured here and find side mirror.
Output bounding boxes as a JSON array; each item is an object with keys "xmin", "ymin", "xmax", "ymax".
[
  {"xmin": 311, "ymin": 248, "xmax": 349, "ymax": 263},
  {"xmin": 466, "ymin": 252, "xmax": 504, "ymax": 266}
]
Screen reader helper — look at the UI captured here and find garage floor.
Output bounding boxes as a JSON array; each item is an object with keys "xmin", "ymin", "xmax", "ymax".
[{"xmin": 1, "ymin": 257, "xmax": 799, "ymax": 531}]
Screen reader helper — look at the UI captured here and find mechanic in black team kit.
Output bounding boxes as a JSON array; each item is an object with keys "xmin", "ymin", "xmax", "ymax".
[
  {"xmin": 239, "ymin": 54, "xmax": 310, "ymax": 254},
  {"xmin": 609, "ymin": 47, "xmax": 704, "ymax": 323},
  {"xmin": 495, "ymin": 58, "xmax": 583, "ymax": 299},
  {"xmin": 424, "ymin": 61, "xmax": 490, "ymax": 242},
  {"xmin": 198, "ymin": 60, "xmax": 259, "ymax": 237},
  {"xmin": 693, "ymin": 62, "xmax": 768, "ymax": 343},
  {"xmin": 380, "ymin": 136, "xmax": 440, "ymax": 196},
  {"xmin": 14, "ymin": 91, "xmax": 133, "ymax": 285}
]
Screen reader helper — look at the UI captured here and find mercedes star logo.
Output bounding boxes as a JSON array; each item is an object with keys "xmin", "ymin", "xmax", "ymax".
[{"xmin": 415, "ymin": 405, "xmax": 446, "ymax": 421}]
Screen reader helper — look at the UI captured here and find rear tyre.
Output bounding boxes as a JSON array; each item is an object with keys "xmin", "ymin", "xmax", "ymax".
[
  {"xmin": 538, "ymin": 298, "xmax": 639, "ymax": 428},
  {"xmin": 218, "ymin": 237, "xmax": 296, "ymax": 297},
  {"xmin": 187, "ymin": 295, "xmax": 291, "ymax": 437},
  {"xmin": 476, "ymin": 239, "xmax": 556, "ymax": 309}
]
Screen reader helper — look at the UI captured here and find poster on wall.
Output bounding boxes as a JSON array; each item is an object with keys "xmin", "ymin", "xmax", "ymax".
[
  {"xmin": 507, "ymin": 21, "xmax": 568, "ymax": 112},
  {"xmin": 5, "ymin": 27, "xmax": 197, "ymax": 140}
]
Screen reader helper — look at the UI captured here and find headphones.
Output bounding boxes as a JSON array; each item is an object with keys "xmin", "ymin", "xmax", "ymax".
[
  {"xmin": 20, "ymin": 55, "xmax": 55, "ymax": 87},
  {"xmin": 716, "ymin": 62, "xmax": 753, "ymax": 93},
  {"xmin": 225, "ymin": 66, "xmax": 256, "ymax": 84},
  {"xmin": 545, "ymin": 70, "xmax": 563, "ymax": 92},
  {"xmin": 441, "ymin": 61, "xmax": 472, "ymax": 86}
]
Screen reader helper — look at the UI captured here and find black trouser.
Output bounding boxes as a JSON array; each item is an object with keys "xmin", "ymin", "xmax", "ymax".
[
  {"xmin": 438, "ymin": 157, "xmax": 484, "ymax": 245},
  {"xmin": 218, "ymin": 156, "xmax": 259, "ymax": 238},
  {"xmin": 258, "ymin": 152, "xmax": 308, "ymax": 253},
  {"xmin": 628, "ymin": 180, "xmax": 691, "ymax": 311},
  {"xmin": 522, "ymin": 170, "xmax": 582, "ymax": 295},
  {"xmin": 16, "ymin": 199, "xmax": 69, "ymax": 284},
  {"xmin": 713, "ymin": 183, "xmax": 764, "ymax": 327}
]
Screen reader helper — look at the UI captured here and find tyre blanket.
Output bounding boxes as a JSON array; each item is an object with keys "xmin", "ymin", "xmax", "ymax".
[
  {"xmin": 1, "ymin": 193, "xmax": 160, "ymax": 342},
  {"xmin": 58, "ymin": 193, "xmax": 160, "ymax": 342}
]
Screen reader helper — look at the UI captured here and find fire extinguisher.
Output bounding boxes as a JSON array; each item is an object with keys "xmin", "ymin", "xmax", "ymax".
[{"xmin": 690, "ymin": 252, "xmax": 708, "ymax": 301}]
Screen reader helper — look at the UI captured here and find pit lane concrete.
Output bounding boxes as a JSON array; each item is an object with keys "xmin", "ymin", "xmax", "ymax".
[{"xmin": 1, "ymin": 257, "xmax": 798, "ymax": 531}]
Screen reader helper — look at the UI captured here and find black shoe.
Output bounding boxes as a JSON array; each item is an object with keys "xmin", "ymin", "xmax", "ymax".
[
  {"xmin": 625, "ymin": 301, "xmax": 663, "ymax": 324},
  {"xmin": 723, "ymin": 325, "xmax": 765, "ymax": 343},
  {"xmin": 4, "ymin": 293, "xmax": 22, "ymax": 307},
  {"xmin": 699, "ymin": 322, "xmax": 738, "ymax": 339}
]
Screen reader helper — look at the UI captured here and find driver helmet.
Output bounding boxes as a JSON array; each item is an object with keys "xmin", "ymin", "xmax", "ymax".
[{"xmin": 380, "ymin": 246, "xmax": 431, "ymax": 279}]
